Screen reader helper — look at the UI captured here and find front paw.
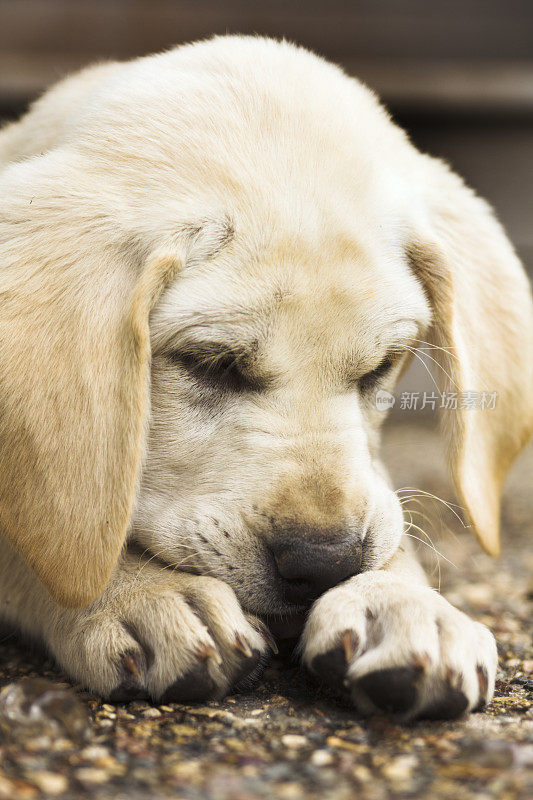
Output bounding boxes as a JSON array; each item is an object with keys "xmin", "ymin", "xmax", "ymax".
[
  {"xmin": 49, "ymin": 566, "xmax": 274, "ymax": 702},
  {"xmin": 300, "ymin": 572, "xmax": 497, "ymax": 720}
]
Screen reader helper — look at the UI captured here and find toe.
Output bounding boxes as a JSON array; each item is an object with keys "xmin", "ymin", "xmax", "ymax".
[
  {"xmin": 310, "ymin": 630, "xmax": 359, "ymax": 690},
  {"xmin": 421, "ymin": 684, "xmax": 469, "ymax": 720},
  {"xmin": 107, "ymin": 650, "xmax": 149, "ymax": 702}
]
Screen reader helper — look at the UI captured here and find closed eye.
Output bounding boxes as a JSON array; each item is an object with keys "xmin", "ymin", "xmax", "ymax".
[
  {"xmin": 358, "ymin": 355, "xmax": 396, "ymax": 394},
  {"xmin": 169, "ymin": 348, "xmax": 259, "ymax": 392}
]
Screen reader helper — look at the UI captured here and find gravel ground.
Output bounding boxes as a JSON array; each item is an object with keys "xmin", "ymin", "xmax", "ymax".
[{"xmin": 0, "ymin": 420, "xmax": 531, "ymax": 800}]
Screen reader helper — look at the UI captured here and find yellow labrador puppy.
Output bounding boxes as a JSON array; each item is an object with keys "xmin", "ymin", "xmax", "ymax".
[{"xmin": 0, "ymin": 36, "xmax": 532, "ymax": 718}]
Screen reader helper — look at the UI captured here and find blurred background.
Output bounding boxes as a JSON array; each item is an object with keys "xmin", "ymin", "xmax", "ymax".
[{"xmin": 1, "ymin": 1, "xmax": 532, "ymax": 407}]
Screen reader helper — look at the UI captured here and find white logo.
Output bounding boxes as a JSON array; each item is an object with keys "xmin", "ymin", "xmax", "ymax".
[{"xmin": 375, "ymin": 390, "xmax": 395, "ymax": 411}]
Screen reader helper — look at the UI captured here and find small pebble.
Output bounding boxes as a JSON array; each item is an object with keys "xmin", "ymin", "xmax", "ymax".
[
  {"xmin": 277, "ymin": 784, "xmax": 303, "ymax": 799},
  {"xmin": 351, "ymin": 765, "xmax": 372, "ymax": 783},
  {"xmin": 31, "ymin": 771, "xmax": 68, "ymax": 796},
  {"xmin": 141, "ymin": 708, "xmax": 162, "ymax": 719},
  {"xmin": 0, "ymin": 776, "xmax": 15, "ymax": 799},
  {"xmin": 382, "ymin": 755, "xmax": 417, "ymax": 781},
  {"xmin": 310, "ymin": 749, "xmax": 335, "ymax": 766},
  {"xmin": 80, "ymin": 745, "xmax": 110, "ymax": 760},
  {"xmin": 166, "ymin": 762, "xmax": 201, "ymax": 780},
  {"xmin": 74, "ymin": 768, "xmax": 110, "ymax": 786},
  {"xmin": 281, "ymin": 734, "xmax": 308, "ymax": 749}
]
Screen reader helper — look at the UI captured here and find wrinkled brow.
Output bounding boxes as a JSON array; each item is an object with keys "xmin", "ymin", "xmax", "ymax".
[
  {"xmin": 346, "ymin": 317, "xmax": 423, "ymax": 373},
  {"xmin": 180, "ymin": 214, "xmax": 236, "ymax": 267},
  {"xmin": 374, "ymin": 318, "xmax": 421, "ymax": 351},
  {"xmin": 151, "ymin": 308, "xmax": 266, "ymax": 356}
]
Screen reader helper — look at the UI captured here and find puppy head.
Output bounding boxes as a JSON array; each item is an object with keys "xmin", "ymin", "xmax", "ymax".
[
  {"xmin": 1, "ymin": 36, "xmax": 531, "ymax": 612},
  {"xmin": 136, "ymin": 213, "xmax": 431, "ymax": 614}
]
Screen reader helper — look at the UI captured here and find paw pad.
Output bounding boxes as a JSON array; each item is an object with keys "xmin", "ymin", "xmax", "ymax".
[
  {"xmin": 354, "ymin": 666, "xmax": 424, "ymax": 715},
  {"xmin": 421, "ymin": 686, "xmax": 469, "ymax": 720},
  {"xmin": 160, "ymin": 660, "xmax": 218, "ymax": 703}
]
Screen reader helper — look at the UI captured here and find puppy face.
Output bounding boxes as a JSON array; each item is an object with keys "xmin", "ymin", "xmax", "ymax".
[{"xmin": 134, "ymin": 216, "xmax": 431, "ymax": 615}]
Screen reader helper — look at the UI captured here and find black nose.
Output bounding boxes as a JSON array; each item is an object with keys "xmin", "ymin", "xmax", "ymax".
[{"xmin": 272, "ymin": 534, "xmax": 363, "ymax": 603}]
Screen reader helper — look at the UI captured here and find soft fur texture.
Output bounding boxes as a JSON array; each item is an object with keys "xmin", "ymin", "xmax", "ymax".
[{"xmin": 0, "ymin": 36, "xmax": 531, "ymax": 718}]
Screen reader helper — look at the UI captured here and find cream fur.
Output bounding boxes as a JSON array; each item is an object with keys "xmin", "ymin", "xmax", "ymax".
[{"xmin": 0, "ymin": 36, "xmax": 531, "ymax": 715}]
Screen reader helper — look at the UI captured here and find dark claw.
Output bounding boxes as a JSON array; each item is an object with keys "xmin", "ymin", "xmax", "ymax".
[
  {"xmin": 108, "ymin": 649, "xmax": 148, "ymax": 702},
  {"xmin": 197, "ymin": 642, "xmax": 222, "ymax": 665},
  {"xmin": 123, "ymin": 652, "xmax": 144, "ymax": 681},
  {"xmin": 444, "ymin": 667, "xmax": 466, "ymax": 694},
  {"xmin": 260, "ymin": 628, "xmax": 279, "ymax": 655},
  {"xmin": 473, "ymin": 664, "xmax": 489, "ymax": 711},
  {"xmin": 234, "ymin": 632, "xmax": 253, "ymax": 658},
  {"xmin": 354, "ymin": 666, "xmax": 423, "ymax": 715},
  {"xmin": 121, "ymin": 621, "xmax": 155, "ymax": 669},
  {"xmin": 476, "ymin": 664, "xmax": 488, "ymax": 697},
  {"xmin": 412, "ymin": 652, "xmax": 432, "ymax": 671},
  {"xmin": 341, "ymin": 630, "xmax": 358, "ymax": 662},
  {"xmin": 250, "ymin": 619, "xmax": 279, "ymax": 655}
]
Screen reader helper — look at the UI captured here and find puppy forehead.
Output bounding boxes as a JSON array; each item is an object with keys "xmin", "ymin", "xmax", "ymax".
[{"xmin": 151, "ymin": 234, "xmax": 430, "ymax": 354}]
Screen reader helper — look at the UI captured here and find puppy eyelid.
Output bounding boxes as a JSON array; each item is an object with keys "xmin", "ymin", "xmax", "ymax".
[
  {"xmin": 357, "ymin": 352, "xmax": 400, "ymax": 393},
  {"xmin": 168, "ymin": 348, "xmax": 259, "ymax": 393}
]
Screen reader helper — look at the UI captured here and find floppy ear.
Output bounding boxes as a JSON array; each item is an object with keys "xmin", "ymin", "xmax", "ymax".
[
  {"xmin": 0, "ymin": 153, "xmax": 182, "ymax": 607},
  {"xmin": 408, "ymin": 156, "xmax": 533, "ymax": 556}
]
